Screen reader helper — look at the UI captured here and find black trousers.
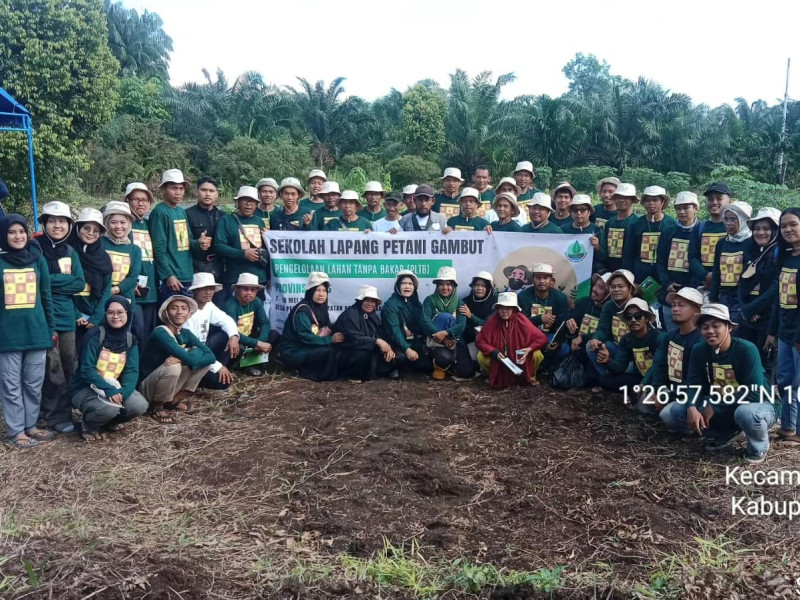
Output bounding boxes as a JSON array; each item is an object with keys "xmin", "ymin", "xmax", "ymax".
[
  {"xmin": 431, "ymin": 341, "xmax": 476, "ymax": 378},
  {"xmin": 338, "ymin": 347, "xmax": 396, "ymax": 380}
]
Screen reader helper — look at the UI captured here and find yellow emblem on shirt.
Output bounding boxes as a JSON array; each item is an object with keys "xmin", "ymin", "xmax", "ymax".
[
  {"xmin": 640, "ymin": 232, "xmax": 661, "ymax": 264},
  {"xmin": 607, "ymin": 228, "xmax": 625, "ymax": 258},
  {"xmin": 2, "ymin": 268, "xmax": 37, "ymax": 309},
  {"xmin": 96, "ymin": 349, "xmax": 127, "ymax": 380},
  {"xmin": 107, "ymin": 250, "xmax": 132, "ymax": 287},
  {"xmin": 712, "ymin": 363, "xmax": 739, "ymax": 388},
  {"xmin": 238, "ymin": 224, "xmax": 263, "ymax": 249},
  {"xmin": 667, "ymin": 341, "xmax": 684, "ymax": 383},
  {"xmin": 633, "ymin": 346, "xmax": 653, "ymax": 376},
  {"xmin": 174, "ymin": 219, "xmax": 190, "ymax": 252},
  {"xmin": 439, "ymin": 204, "xmax": 460, "ymax": 219},
  {"xmin": 700, "ymin": 232, "xmax": 726, "ymax": 267},
  {"xmin": 530, "ymin": 304, "xmax": 553, "ymax": 332},
  {"xmin": 237, "ymin": 311, "xmax": 254, "ymax": 337},
  {"xmin": 780, "ymin": 268, "xmax": 797, "ymax": 309},
  {"xmin": 668, "ymin": 239, "xmax": 689, "ymax": 272},
  {"xmin": 579, "ymin": 314, "xmax": 599, "ymax": 335},
  {"xmin": 132, "ymin": 229, "xmax": 153, "ymax": 262},
  {"xmin": 719, "ymin": 252, "xmax": 743, "ymax": 286},
  {"xmin": 611, "ymin": 315, "xmax": 629, "ymax": 343},
  {"xmin": 57, "ymin": 256, "xmax": 72, "ymax": 274}
]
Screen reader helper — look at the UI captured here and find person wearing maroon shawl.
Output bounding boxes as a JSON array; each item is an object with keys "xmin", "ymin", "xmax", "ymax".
[{"xmin": 476, "ymin": 292, "xmax": 548, "ymax": 388}]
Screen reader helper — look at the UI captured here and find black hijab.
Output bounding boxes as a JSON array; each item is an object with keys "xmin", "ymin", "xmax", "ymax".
[
  {"xmin": 289, "ymin": 284, "xmax": 332, "ymax": 330},
  {"xmin": 101, "ymin": 295, "xmax": 134, "ymax": 353},
  {"xmin": 68, "ymin": 220, "xmax": 112, "ymax": 299},
  {"xmin": 464, "ymin": 277, "xmax": 498, "ymax": 321},
  {"xmin": 39, "ymin": 215, "xmax": 74, "ymax": 273},
  {"xmin": 0, "ymin": 214, "xmax": 42, "ymax": 267}
]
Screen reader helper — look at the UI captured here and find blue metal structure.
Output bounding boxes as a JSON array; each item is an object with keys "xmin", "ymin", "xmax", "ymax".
[{"xmin": 0, "ymin": 87, "xmax": 39, "ymax": 230}]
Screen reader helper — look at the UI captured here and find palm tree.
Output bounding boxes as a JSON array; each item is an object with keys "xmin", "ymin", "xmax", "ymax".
[
  {"xmin": 514, "ymin": 94, "xmax": 587, "ymax": 171},
  {"xmin": 105, "ymin": 1, "xmax": 173, "ymax": 80}
]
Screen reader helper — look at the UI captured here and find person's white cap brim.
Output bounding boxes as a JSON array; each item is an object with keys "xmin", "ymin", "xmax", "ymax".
[
  {"xmin": 674, "ymin": 191, "xmax": 699, "ymax": 207},
  {"xmin": 513, "ymin": 161, "xmax": 534, "ymax": 175},
  {"xmin": 39, "ymin": 201, "xmax": 73, "ymax": 224},
  {"xmin": 493, "ymin": 292, "xmax": 519, "ymax": 311},
  {"xmin": 459, "ymin": 187, "xmax": 480, "ymax": 201},
  {"xmin": 747, "ymin": 206, "xmax": 781, "ymax": 229},
  {"xmin": 641, "ymin": 185, "xmax": 671, "ymax": 208},
  {"xmin": 188, "ymin": 272, "xmax": 223, "ymax": 292},
  {"xmin": 551, "ymin": 182, "xmax": 577, "ymax": 198},
  {"xmin": 433, "ymin": 266, "xmax": 458, "ymax": 284},
  {"xmin": 321, "ymin": 181, "xmax": 341, "ymax": 195},
  {"xmin": 356, "ymin": 284, "xmax": 382, "ymax": 305},
  {"xmin": 441, "ymin": 167, "xmax": 464, "ymax": 181},
  {"xmin": 531, "ymin": 263, "xmax": 555, "ymax": 275},
  {"xmin": 528, "ymin": 193, "xmax": 553, "ymax": 211},
  {"xmin": 103, "ymin": 201, "xmax": 134, "ymax": 221},
  {"xmin": 612, "ymin": 183, "xmax": 639, "ymax": 202},
  {"xmin": 234, "ymin": 186, "xmax": 259, "ymax": 202},
  {"xmin": 256, "ymin": 178, "xmax": 278, "ymax": 191},
  {"xmin": 124, "ymin": 182, "xmax": 154, "ymax": 204},
  {"xmin": 308, "ymin": 169, "xmax": 327, "ymax": 181},
  {"xmin": 232, "ymin": 273, "xmax": 265, "ymax": 290},
  {"xmin": 339, "ymin": 190, "xmax": 360, "ymax": 203},
  {"xmin": 306, "ymin": 271, "xmax": 330, "ymax": 291},
  {"xmin": 402, "ymin": 184, "xmax": 418, "ymax": 196},
  {"xmin": 617, "ymin": 297, "xmax": 655, "ymax": 318},
  {"xmin": 693, "ymin": 302, "xmax": 738, "ymax": 329},
  {"xmin": 278, "ymin": 177, "xmax": 306, "ymax": 197},
  {"xmin": 609, "ymin": 269, "xmax": 636, "ymax": 288},
  {"xmin": 471, "ymin": 271, "xmax": 494, "ymax": 286},
  {"xmin": 665, "ymin": 286, "xmax": 704, "ymax": 307},
  {"xmin": 76, "ymin": 207, "xmax": 107, "ymax": 233},
  {"xmin": 158, "ymin": 295, "xmax": 198, "ymax": 323},
  {"xmin": 363, "ymin": 181, "xmax": 385, "ymax": 195},
  {"xmin": 160, "ymin": 169, "xmax": 190, "ymax": 188},
  {"xmin": 493, "ymin": 192, "xmax": 520, "ymax": 217}
]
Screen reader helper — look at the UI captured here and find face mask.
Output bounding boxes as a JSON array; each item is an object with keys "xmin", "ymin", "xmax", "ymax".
[{"xmin": 508, "ymin": 278, "xmax": 524, "ymax": 291}]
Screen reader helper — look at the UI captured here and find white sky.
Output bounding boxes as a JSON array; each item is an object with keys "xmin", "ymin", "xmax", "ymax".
[{"xmin": 124, "ymin": 0, "xmax": 799, "ymax": 108}]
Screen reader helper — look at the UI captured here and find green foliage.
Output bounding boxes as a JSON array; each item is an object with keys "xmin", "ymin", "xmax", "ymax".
[
  {"xmin": 118, "ymin": 77, "xmax": 169, "ymax": 122},
  {"xmin": 621, "ymin": 167, "xmax": 691, "ymax": 196},
  {"xmin": 706, "ymin": 164, "xmax": 800, "ymax": 210},
  {"xmin": 534, "ymin": 165, "xmax": 553, "ymax": 191},
  {"xmin": 0, "ymin": 0, "xmax": 120, "ymax": 208},
  {"xmin": 105, "ymin": 1, "xmax": 173, "ymax": 80},
  {"xmin": 207, "ymin": 136, "xmax": 314, "ymax": 190},
  {"xmin": 402, "ymin": 84, "xmax": 447, "ymax": 161},
  {"xmin": 555, "ymin": 166, "xmax": 618, "ymax": 195},
  {"xmin": 386, "ymin": 154, "xmax": 442, "ymax": 190},
  {"xmin": 335, "ymin": 153, "xmax": 383, "ymax": 180}
]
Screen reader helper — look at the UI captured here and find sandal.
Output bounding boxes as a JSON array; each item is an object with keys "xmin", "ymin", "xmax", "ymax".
[
  {"xmin": 164, "ymin": 401, "xmax": 189, "ymax": 412},
  {"xmin": 7, "ymin": 434, "xmax": 38, "ymax": 449},
  {"xmin": 150, "ymin": 411, "xmax": 176, "ymax": 425},
  {"xmin": 25, "ymin": 427, "xmax": 55, "ymax": 442},
  {"xmin": 777, "ymin": 433, "xmax": 800, "ymax": 445}
]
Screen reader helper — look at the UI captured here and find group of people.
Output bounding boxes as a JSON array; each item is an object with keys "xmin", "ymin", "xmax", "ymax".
[{"xmin": 0, "ymin": 163, "xmax": 797, "ymax": 466}]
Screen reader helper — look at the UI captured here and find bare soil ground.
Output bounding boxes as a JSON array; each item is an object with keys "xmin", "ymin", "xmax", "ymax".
[{"xmin": 0, "ymin": 374, "xmax": 798, "ymax": 599}]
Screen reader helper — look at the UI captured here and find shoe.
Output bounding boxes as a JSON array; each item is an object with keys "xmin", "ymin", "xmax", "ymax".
[
  {"xmin": 743, "ymin": 448, "xmax": 768, "ymax": 464},
  {"xmin": 704, "ymin": 431, "xmax": 744, "ymax": 451},
  {"xmin": 246, "ymin": 366, "xmax": 264, "ymax": 377},
  {"xmin": 388, "ymin": 369, "xmax": 400, "ymax": 380},
  {"xmin": 432, "ymin": 366, "xmax": 446, "ymax": 380}
]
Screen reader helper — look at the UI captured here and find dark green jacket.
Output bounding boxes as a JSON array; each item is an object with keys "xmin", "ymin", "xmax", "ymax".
[
  {"xmin": 517, "ymin": 287, "xmax": 569, "ymax": 334},
  {"xmin": 148, "ymin": 202, "xmax": 196, "ymax": 283},
  {"xmin": 606, "ymin": 328, "xmax": 662, "ymax": 376},
  {"xmin": 74, "ymin": 273, "xmax": 112, "ymax": 327},
  {"xmin": 626, "ymin": 215, "xmax": 677, "ymax": 284},
  {"xmin": 71, "ymin": 326, "xmax": 139, "ymax": 399},
  {"xmin": 270, "ymin": 207, "xmax": 312, "ymax": 231},
  {"xmin": 101, "ymin": 237, "xmax": 143, "ymax": 305},
  {"xmin": 447, "ymin": 215, "xmax": 489, "ymax": 231},
  {"xmin": 421, "ymin": 294, "xmax": 466, "ymax": 340},
  {"xmin": 280, "ymin": 303, "xmax": 333, "ymax": 365},
  {"xmin": 381, "ymin": 291, "xmax": 424, "ymax": 352},
  {"xmin": 224, "ymin": 296, "xmax": 270, "ymax": 348},
  {"xmin": 214, "ymin": 213, "xmax": 268, "ymax": 284},
  {"xmin": 131, "ymin": 218, "xmax": 158, "ymax": 304},
  {"xmin": 603, "ymin": 213, "xmax": 640, "ymax": 272},
  {"xmin": 44, "ymin": 245, "xmax": 86, "ymax": 332},
  {"xmin": 690, "ymin": 219, "xmax": 727, "ymax": 272},
  {"xmin": 139, "ymin": 326, "xmax": 215, "ymax": 381},
  {"xmin": 312, "ymin": 207, "xmax": 342, "ymax": 230},
  {"xmin": 0, "ymin": 254, "xmax": 55, "ymax": 350},
  {"xmin": 357, "ymin": 206, "xmax": 386, "ymax": 222}
]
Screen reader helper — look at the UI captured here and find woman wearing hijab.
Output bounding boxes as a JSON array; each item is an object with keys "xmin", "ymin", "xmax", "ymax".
[
  {"xmin": 101, "ymin": 201, "xmax": 142, "ymax": 307},
  {"xmin": 460, "ymin": 271, "xmax": 498, "ymax": 344},
  {"xmin": 70, "ymin": 296, "xmax": 148, "ymax": 441},
  {"xmin": 36, "ymin": 201, "xmax": 86, "ymax": 434},
  {"xmin": 70, "ymin": 208, "xmax": 113, "ymax": 348},
  {"xmin": 0, "ymin": 214, "xmax": 56, "ymax": 448},
  {"xmin": 709, "ymin": 201, "xmax": 753, "ymax": 324},
  {"xmin": 476, "ymin": 292, "xmax": 548, "ymax": 388},
  {"xmin": 381, "ymin": 270, "xmax": 431, "ymax": 375},
  {"xmin": 334, "ymin": 285, "xmax": 397, "ymax": 380},
  {"xmin": 280, "ymin": 272, "xmax": 343, "ymax": 381},
  {"xmin": 421, "ymin": 266, "xmax": 475, "ymax": 380}
]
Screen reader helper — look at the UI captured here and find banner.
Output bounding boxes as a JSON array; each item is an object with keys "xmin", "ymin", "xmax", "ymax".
[{"xmin": 265, "ymin": 231, "xmax": 593, "ymax": 331}]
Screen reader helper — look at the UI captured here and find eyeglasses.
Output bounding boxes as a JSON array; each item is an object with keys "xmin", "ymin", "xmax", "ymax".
[
  {"xmin": 106, "ymin": 310, "xmax": 126, "ymax": 317},
  {"xmin": 624, "ymin": 312, "xmax": 647, "ymax": 321}
]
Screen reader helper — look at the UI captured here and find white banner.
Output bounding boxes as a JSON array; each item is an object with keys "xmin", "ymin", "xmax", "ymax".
[{"xmin": 265, "ymin": 231, "xmax": 594, "ymax": 331}]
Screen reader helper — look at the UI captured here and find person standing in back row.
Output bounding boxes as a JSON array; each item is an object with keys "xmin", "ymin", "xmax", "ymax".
[
  {"xmin": 125, "ymin": 183, "xmax": 159, "ymax": 342},
  {"xmin": 185, "ymin": 176, "xmax": 224, "ymax": 294},
  {"xmin": 603, "ymin": 183, "xmax": 640, "ymax": 272},
  {"xmin": 691, "ymin": 182, "xmax": 732, "ymax": 291}
]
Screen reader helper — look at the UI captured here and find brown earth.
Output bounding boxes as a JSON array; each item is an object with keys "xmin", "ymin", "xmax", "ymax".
[{"xmin": 0, "ymin": 374, "xmax": 798, "ymax": 599}]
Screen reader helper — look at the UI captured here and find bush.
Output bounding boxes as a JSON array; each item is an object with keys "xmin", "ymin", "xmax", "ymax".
[
  {"xmin": 621, "ymin": 167, "xmax": 691, "ymax": 196},
  {"xmin": 335, "ymin": 153, "xmax": 384, "ymax": 181},
  {"xmin": 533, "ymin": 165, "xmax": 552, "ymax": 191},
  {"xmin": 554, "ymin": 166, "xmax": 617, "ymax": 195},
  {"xmin": 704, "ymin": 164, "xmax": 800, "ymax": 211},
  {"xmin": 386, "ymin": 154, "xmax": 441, "ymax": 191}
]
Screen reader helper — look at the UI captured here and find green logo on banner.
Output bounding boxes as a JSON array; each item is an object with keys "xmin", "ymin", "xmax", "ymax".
[
  {"xmin": 272, "ymin": 259, "xmax": 452, "ymax": 278},
  {"xmin": 565, "ymin": 241, "xmax": 587, "ymax": 263}
]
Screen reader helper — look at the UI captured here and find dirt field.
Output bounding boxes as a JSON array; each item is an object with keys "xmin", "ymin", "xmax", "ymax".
[{"xmin": 0, "ymin": 374, "xmax": 798, "ymax": 599}]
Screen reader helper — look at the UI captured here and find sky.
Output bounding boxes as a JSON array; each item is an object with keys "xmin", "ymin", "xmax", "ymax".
[{"xmin": 124, "ymin": 0, "xmax": 799, "ymax": 108}]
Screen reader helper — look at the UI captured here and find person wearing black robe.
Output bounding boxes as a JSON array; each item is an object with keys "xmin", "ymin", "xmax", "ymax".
[{"xmin": 461, "ymin": 271, "xmax": 498, "ymax": 343}]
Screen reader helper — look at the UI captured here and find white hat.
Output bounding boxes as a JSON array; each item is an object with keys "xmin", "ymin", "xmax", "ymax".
[
  {"xmin": 355, "ymin": 284, "xmax": 382, "ymax": 305},
  {"xmin": 123, "ymin": 182, "xmax": 154, "ymax": 203},
  {"xmin": 609, "ymin": 269, "xmax": 636, "ymax": 288},
  {"xmin": 234, "ymin": 186, "xmax": 259, "ymax": 201},
  {"xmin": 306, "ymin": 271, "xmax": 330, "ymax": 291},
  {"xmin": 433, "ymin": 266, "xmax": 458, "ymax": 284},
  {"xmin": 591, "ymin": 272, "xmax": 612, "ymax": 286},
  {"xmin": 514, "ymin": 161, "xmax": 534, "ymax": 175},
  {"xmin": 674, "ymin": 191, "xmax": 699, "ymax": 207},
  {"xmin": 617, "ymin": 297, "xmax": 655, "ymax": 319},
  {"xmin": 321, "ymin": 181, "xmax": 341, "ymax": 195},
  {"xmin": 364, "ymin": 181, "xmax": 385, "ymax": 195},
  {"xmin": 665, "ymin": 286, "xmax": 704, "ymax": 307},
  {"xmin": 722, "ymin": 200, "xmax": 753, "ymax": 220},
  {"xmin": 278, "ymin": 177, "xmax": 305, "ymax": 196},
  {"xmin": 232, "ymin": 273, "xmax": 265, "ymax": 290},
  {"xmin": 496, "ymin": 176, "xmax": 519, "ymax": 192},
  {"xmin": 552, "ymin": 182, "xmax": 577, "ymax": 198},
  {"xmin": 470, "ymin": 271, "xmax": 494, "ymax": 286},
  {"xmin": 441, "ymin": 167, "xmax": 464, "ymax": 181},
  {"xmin": 307, "ymin": 169, "xmax": 327, "ymax": 181},
  {"xmin": 76, "ymin": 207, "xmax": 107, "ymax": 233},
  {"xmin": 158, "ymin": 294, "xmax": 198, "ymax": 323},
  {"xmin": 395, "ymin": 269, "xmax": 419, "ymax": 289},
  {"xmin": 256, "ymin": 177, "xmax": 278, "ymax": 191},
  {"xmin": 160, "ymin": 169, "xmax": 190, "ymax": 188},
  {"xmin": 339, "ymin": 190, "xmax": 360, "ymax": 203},
  {"xmin": 570, "ymin": 194, "xmax": 594, "ymax": 212},
  {"xmin": 103, "ymin": 200, "xmax": 133, "ymax": 221},
  {"xmin": 694, "ymin": 303, "xmax": 737, "ymax": 329},
  {"xmin": 38, "ymin": 201, "xmax": 73, "ymax": 224},
  {"xmin": 402, "ymin": 184, "xmax": 418, "ymax": 196},
  {"xmin": 531, "ymin": 263, "xmax": 555, "ymax": 275},
  {"xmin": 747, "ymin": 206, "xmax": 781, "ymax": 228},
  {"xmin": 493, "ymin": 292, "xmax": 519, "ymax": 311},
  {"xmin": 459, "ymin": 187, "xmax": 479, "ymax": 201},
  {"xmin": 612, "ymin": 183, "xmax": 639, "ymax": 202},
  {"xmin": 528, "ymin": 192, "xmax": 553, "ymax": 211},
  {"xmin": 188, "ymin": 272, "xmax": 223, "ymax": 292},
  {"xmin": 493, "ymin": 191, "xmax": 520, "ymax": 217},
  {"xmin": 642, "ymin": 185, "xmax": 671, "ymax": 208},
  {"xmin": 595, "ymin": 176, "xmax": 621, "ymax": 193}
]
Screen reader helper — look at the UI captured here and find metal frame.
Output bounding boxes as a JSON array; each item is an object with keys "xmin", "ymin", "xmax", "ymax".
[{"xmin": 0, "ymin": 87, "xmax": 39, "ymax": 231}]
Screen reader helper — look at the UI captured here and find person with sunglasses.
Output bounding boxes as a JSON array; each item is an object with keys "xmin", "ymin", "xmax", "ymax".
[
  {"xmin": 561, "ymin": 195, "xmax": 607, "ymax": 274},
  {"xmin": 595, "ymin": 298, "xmax": 661, "ymax": 395}
]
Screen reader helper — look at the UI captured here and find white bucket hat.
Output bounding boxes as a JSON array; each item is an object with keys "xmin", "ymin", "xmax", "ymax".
[
  {"xmin": 256, "ymin": 177, "xmax": 278, "ymax": 191},
  {"xmin": 617, "ymin": 297, "xmax": 655, "ymax": 319},
  {"xmin": 321, "ymin": 181, "xmax": 341, "ymax": 195},
  {"xmin": 306, "ymin": 271, "xmax": 330, "ymax": 291},
  {"xmin": 441, "ymin": 167, "xmax": 464, "ymax": 181},
  {"xmin": 722, "ymin": 200, "xmax": 753, "ymax": 221},
  {"xmin": 232, "ymin": 273, "xmax": 265, "ymax": 290},
  {"xmin": 665, "ymin": 286, "xmax": 704, "ymax": 307},
  {"xmin": 493, "ymin": 292, "xmax": 519, "ymax": 311},
  {"xmin": 355, "ymin": 284, "xmax": 382, "ymax": 305},
  {"xmin": 641, "ymin": 185, "xmax": 671, "ymax": 208},
  {"xmin": 160, "ymin": 169, "xmax": 190, "ymax": 189},
  {"xmin": 528, "ymin": 192, "xmax": 553, "ymax": 211},
  {"xmin": 493, "ymin": 191, "xmax": 520, "ymax": 217},
  {"xmin": 38, "ymin": 201, "xmax": 73, "ymax": 224},
  {"xmin": 513, "ymin": 161, "xmax": 534, "ymax": 175},
  {"xmin": 234, "ymin": 186, "xmax": 259, "ymax": 202},
  {"xmin": 433, "ymin": 266, "xmax": 458, "ymax": 284},
  {"xmin": 552, "ymin": 182, "xmax": 577, "ymax": 198},
  {"xmin": 470, "ymin": 271, "xmax": 494, "ymax": 287},
  {"xmin": 591, "ymin": 272, "xmax": 612, "ymax": 286},
  {"xmin": 609, "ymin": 269, "xmax": 636, "ymax": 288},
  {"xmin": 570, "ymin": 194, "xmax": 595, "ymax": 212},
  {"xmin": 459, "ymin": 187, "xmax": 480, "ymax": 201},
  {"xmin": 103, "ymin": 200, "xmax": 133, "ymax": 221},
  {"xmin": 531, "ymin": 263, "xmax": 555, "ymax": 276},
  {"xmin": 363, "ymin": 181, "xmax": 385, "ymax": 195},
  {"xmin": 612, "ymin": 183, "xmax": 639, "ymax": 202},
  {"xmin": 278, "ymin": 177, "xmax": 306, "ymax": 196},
  {"xmin": 395, "ymin": 269, "xmax": 419, "ymax": 289},
  {"xmin": 402, "ymin": 184, "xmax": 418, "ymax": 196},
  {"xmin": 123, "ymin": 182, "xmax": 154, "ymax": 204},
  {"xmin": 339, "ymin": 190, "xmax": 361, "ymax": 203},
  {"xmin": 747, "ymin": 206, "xmax": 781, "ymax": 229},
  {"xmin": 496, "ymin": 176, "xmax": 519, "ymax": 193},
  {"xmin": 674, "ymin": 191, "xmax": 699, "ymax": 207},
  {"xmin": 307, "ymin": 169, "xmax": 327, "ymax": 182},
  {"xmin": 693, "ymin": 303, "xmax": 738, "ymax": 329},
  {"xmin": 158, "ymin": 295, "xmax": 198, "ymax": 324},
  {"xmin": 76, "ymin": 208, "xmax": 107, "ymax": 233},
  {"xmin": 595, "ymin": 176, "xmax": 621, "ymax": 193},
  {"xmin": 188, "ymin": 272, "xmax": 223, "ymax": 292}
]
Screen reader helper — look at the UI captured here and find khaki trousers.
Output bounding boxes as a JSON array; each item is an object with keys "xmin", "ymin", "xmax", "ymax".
[{"xmin": 139, "ymin": 362, "xmax": 211, "ymax": 409}]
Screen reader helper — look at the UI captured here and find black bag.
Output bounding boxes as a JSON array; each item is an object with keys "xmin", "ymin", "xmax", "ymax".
[
  {"xmin": 549, "ymin": 350, "xmax": 590, "ymax": 390},
  {"xmin": 234, "ymin": 216, "xmax": 270, "ymax": 269}
]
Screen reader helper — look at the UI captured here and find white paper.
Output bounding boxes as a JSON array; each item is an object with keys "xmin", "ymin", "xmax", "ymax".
[{"xmin": 500, "ymin": 355, "xmax": 523, "ymax": 375}]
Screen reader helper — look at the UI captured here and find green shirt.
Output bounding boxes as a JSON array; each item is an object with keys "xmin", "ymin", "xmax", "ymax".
[
  {"xmin": 447, "ymin": 215, "xmax": 489, "ymax": 231},
  {"xmin": 148, "ymin": 202, "xmax": 196, "ymax": 283},
  {"xmin": 606, "ymin": 328, "xmax": 662, "ymax": 377},
  {"xmin": 324, "ymin": 216, "xmax": 372, "ymax": 231},
  {"xmin": 280, "ymin": 304, "xmax": 333, "ymax": 366},
  {"xmin": 131, "ymin": 218, "xmax": 157, "ymax": 304},
  {"xmin": 590, "ymin": 298, "xmax": 630, "ymax": 344},
  {"xmin": 421, "ymin": 294, "xmax": 466, "ymax": 340},
  {"xmin": 381, "ymin": 293, "xmax": 424, "ymax": 352},
  {"xmin": 492, "ymin": 220, "xmax": 523, "ymax": 232},
  {"xmin": 223, "ymin": 296, "xmax": 270, "ymax": 348},
  {"xmin": 140, "ymin": 326, "xmax": 215, "ymax": 381},
  {"xmin": 691, "ymin": 219, "xmax": 727, "ymax": 271},
  {"xmin": 626, "ymin": 215, "xmax": 677, "ymax": 284},
  {"xmin": 433, "ymin": 192, "xmax": 459, "ymax": 213},
  {"xmin": 74, "ymin": 272, "xmax": 112, "ymax": 327},
  {"xmin": 517, "ymin": 188, "xmax": 541, "ymax": 203},
  {"xmin": 101, "ymin": 237, "xmax": 143, "ymax": 306},
  {"xmin": 603, "ymin": 213, "xmax": 640, "ymax": 272},
  {"xmin": 517, "ymin": 287, "xmax": 569, "ymax": 333},
  {"xmin": 358, "ymin": 206, "xmax": 386, "ymax": 222},
  {"xmin": 656, "ymin": 222, "xmax": 706, "ymax": 301},
  {"xmin": 479, "ymin": 189, "xmax": 495, "ymax": 202},
  {"xmin": 214, "ymin": 213, "xmax": 268, "ymax": 285},
  {"xmin": 312, "ymin": 207, "xmax": 342, "ymax": 230},
  {"xmin": 642, "ymin": 327, "xmax": 702, "ymax": 387},
  {"xmin": 256, "ymin": 206, "xmax": 278, "ymax": 230},
  {"xmin": 270, "ymin": 207, "xmax": 312, "ymax": 231},
  {"xmin": 521, "ymin": 221, "xmax": 563, "ymax": 234},
  {"xmin": 71, "ymin": 326, "xmax": 139, "ymax": 399},
  {"xmin": 44, "ymin": 245, "xmax": 86, "ymax": 332},
  {"xmin": 0, "ymin": 254, "xmax": 55, "ymax": 350},
  {"xmin": 299, "ymin": 198, "xmax": 326, "ymax": 213},
  {"xmin": 772, "ymin": 252, "xmax": 800, "ymax": 344},
  {"xmin": 592, "ymin": 204, "xmax": 617, "ymax": 229}
]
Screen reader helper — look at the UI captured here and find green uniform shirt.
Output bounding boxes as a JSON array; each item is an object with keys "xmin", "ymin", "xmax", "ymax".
[
  {"xmin": 71, "ymin": 326, "xmax": 139, "ymax": 399},
  {"xmin": 131, "ymin": 218, "xmax": 157, "ymax": 304},
  {"xmin": 312, "ymin": 207, "xmax": 342, "ymax": 230},
  {"xmin": 139, "ymin": 326, "xmax": 215, "ymax": 381},
  {"xmin": 691, "ymin": 219, "xmax": 727, "ymax": 271},
  {"xmin": 479, "ymin": 189, "xmax": 495, "ymax": 202},
  {"xmin": 280, "ymin": 305, "xmax": 333, "ymax": 366},
  {"xmin": 101, "ymin": 238, "xmax": 143, "ymax": 306},
  {"xmin": 270, "ymin": 207, "xmax": 312, "ymax": 231},
  {"xmin": 214, "ymin": 213, "xmax": 268, "ymax": 285},
  {"xmin": 606, "ymin": 328, "xmax": 662, "ymax": 377},
  {"xmin": 381, "ymin": 293, "xmax": 424, "ymax": 352},
  {"xmin": 0, "ymin": 254, "xmax": 55, "ymax": 350},
  {"xmin": 492, "ymin": 220, "xmax": 523, "ymax": 232},
  {"xmin": 324, "ymin": 216, "xmax": 372, "ymax": 232},
  {"xmin": 521, "ymin": 221, "xmax": 564, "ymax": 234},
  {"xmin": 626, "ymin": 215, "xmax": 677, "ymax": 284},
  {"xmin": 223, "ymin": 296, "xmax": 270, "ymax": 348},
  {"xmin": 517, "ymin": 188, "xmax": 541, "ymax": 203},
  {"xmin": 549, "ymin": 214, "xmax": 573, "ymax": 229},
  {"xmin": 433, "ymin": 192, "xmax": 460, "ymax": 213},
  {"xmin": 357, "ymin": 206, "xmax": 386, "ymax": 222},
  {"xmin": 447, "ymin": 215, "xmax": 489, "ymax": 231},
  {"xmin": 74, "ymin": 272, "xmax": 112, "ymax": 327},
  {"xmin": 517, "ymin": 287, "xmax": 569, "ymax": 333},
  {"xmin": 710, "ymin": 237, "xmax": 747, "ymax": 301},
  {"xmin": 45, "ymin": 245, "xmax": 86, "ymax": 332},
  {"xmin": 148, "ymin": 202, "xmax": 195, "ymax": 283},
  {"xmin": 298, "ymin": 198, "xmax": 326, "ymax": 213},
  {"xmin": 421, "ymin": 294, "xmax": 466, "ymax": 340},
  {"xmin": 656, "ymin": 222, "xmax": 706, "ymax": 302},
  {"xmin": 590, "ymin": 298, "xmax": 630, "ymax": 344},
  {"xmin": 642, "ymin": 327, "xmax": 702, "ymax": 387},
  {"xmin": 772, "ymin": 252, "xmax": 800, "ymax": 344},
  {"xmin": 592, "ymin": 204, "xmax": 617, "ymax": 229},
  {"xmin": 603, "ymin": 213, "xmax": 640, "ymax": 272},
  {"xmin": 256, "ymin": 206, "xmax": 278, "ymax": 230}
]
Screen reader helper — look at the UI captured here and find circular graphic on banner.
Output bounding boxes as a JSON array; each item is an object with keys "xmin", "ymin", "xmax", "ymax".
[{"xmin": 492, "ymin": 247, "xmax": 577, "ymax": 298}]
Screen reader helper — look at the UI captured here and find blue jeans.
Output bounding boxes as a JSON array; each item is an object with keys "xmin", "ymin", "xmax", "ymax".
[
  {"xmin": 588, "ymin": 340, "xmax": 618, "ymax": 376},
  {"xmin": 158, "ymin": 282, "xmax": 193, "ymax": 304},
  {"xmin": 776, "ymin": 339, "xmax": 800, "ymax": 433},
  {"xmin": 0, "ymin": 349, "xmax": 47, "ymax": 438}
]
